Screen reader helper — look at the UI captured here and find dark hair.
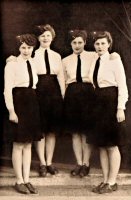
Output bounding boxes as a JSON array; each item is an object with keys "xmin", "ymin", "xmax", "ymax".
[
  {"xmin": 16, "ymin": 34, "xmax": 37, "ymax": 47},
  {"xmin": 69, "ymin": 29, "xmax": 87, "ymax": 43},
  {"xmin": 35, "ymin": 24, "xmax": 56, "ymax": 39},
  {"xmin": 92, "ymin": 31, "xmax": 113, "ymax": 51}
]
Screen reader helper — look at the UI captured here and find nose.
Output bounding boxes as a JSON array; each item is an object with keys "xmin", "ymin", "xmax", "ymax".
[
  {"xmin": 44, "ymin": 35, "xmax": 48, "ymax": 40},
  {"xmin": 98, "ymin": 44, "xmax": 102, "ymax": 49},
  {"xmin": 24, "ymin": 48, "xmax": 29, "ymax": 54},
  {"xmin": 75, "ymin": 43, "xmax": 79, "ymax": 48}
]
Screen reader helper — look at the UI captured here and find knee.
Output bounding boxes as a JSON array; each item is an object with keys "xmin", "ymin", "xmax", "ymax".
[
  {"xmin": 24, "ymin": 143, "xmax": 32, "ymax": 150},
  {"xmin": 72, "ymin": 133, "xmax": 81, "ymax": 140},
  {"xmin": 13, "ymin": 142, "xmax": 24, "ymax": 151},
  {"xmin": 47, "ymin": 133, "xmax": 56, "ymax": 138},
  {"xmin": 107, "ymin": 146, "xmax": 119, "ymax": 153}
]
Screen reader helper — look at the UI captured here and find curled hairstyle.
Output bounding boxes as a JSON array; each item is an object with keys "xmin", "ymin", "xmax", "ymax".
[
  {"xmin": 69, "ymin": 29, "xmax": 87, "ymax": 43},
  {"xmin": 35, "ymin": 24, "xmax": 56, "ymax": 39},
  {"xmin": 16, "ymin": 34, "xmax": 37, "ymax": 47},
  {"xmin": 92, "ymin": 31, "xmax": 113, "ymax": 51}
]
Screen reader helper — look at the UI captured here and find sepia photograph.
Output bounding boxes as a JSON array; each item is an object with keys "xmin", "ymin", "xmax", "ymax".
[{"xmin": 0, "ymin": 0, "xmax": 131, "ymax": 199}]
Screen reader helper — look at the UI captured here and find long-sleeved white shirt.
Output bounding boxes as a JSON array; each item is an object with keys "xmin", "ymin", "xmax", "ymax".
[
  {"xmin": 34, "ymin": 47, "xmax": 65, "ymax": 97},
  {"xmin": 88, "ymin": 51, "xmax": 128, "ymax": 110},
  {"xmin": 4, "ymin": 55, "xmax": 38, "ymax": 111},
  {"xmin": 62, "ymin": 50, "xmax": 96, "ymax": 86}
]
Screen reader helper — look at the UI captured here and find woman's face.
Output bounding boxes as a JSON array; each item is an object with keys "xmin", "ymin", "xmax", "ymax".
[
  {"xmin": 19, "ymin": 42, "xmax": 34, "ymax": 60},
  {"xmin": 94, "ymin": 38, "xmax": 110, "ymax": 56},
  {"xmin": 38, "ymin": 31, "xmax": 53, "ymax": 48},
  {"xmin": 71, "ymin": 37, "xmax": 86, "ymax": 55}
]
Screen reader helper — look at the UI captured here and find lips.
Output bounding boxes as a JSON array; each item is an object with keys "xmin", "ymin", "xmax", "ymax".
[{"xmin": 75, "ymin": 49, "xmax": 80, "ymax": 51}]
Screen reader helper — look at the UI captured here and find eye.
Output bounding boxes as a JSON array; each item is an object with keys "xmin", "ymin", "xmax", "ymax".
[{"xmin": 95, "ymin": 42, "xmax": 99, "ymax": 45}]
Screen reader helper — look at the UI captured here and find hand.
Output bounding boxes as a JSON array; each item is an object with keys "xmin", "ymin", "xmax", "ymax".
[
  {"xmin": 116, "ymin": 109, "xmax": 125, "ymax": 123},
  {"xmin": 9, "ymin": 111, "xmax": 18, "ymax": 123},
  {"xmin": 6, "ymin": 55, "xmax": 17, "ymax": 63},
  {"xmin": 110, "ymin": 52, "xmax": 120, "ymax": 60}
]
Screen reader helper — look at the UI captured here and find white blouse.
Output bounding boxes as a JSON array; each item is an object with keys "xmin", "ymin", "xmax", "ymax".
[
  {"xmin": 34, "ymin": 47, "xmax": 65, "ymax": 97},
  {"xmin": 4, "ymin": 55, "xmax": 38, "ymax": 111},
  {"xmin": 62, "ymin": 50, "xmax": 96, "ymax": 86},
  {"xmin": 89, "ymin": 52, "xmax": 128, "ymax": 110}
]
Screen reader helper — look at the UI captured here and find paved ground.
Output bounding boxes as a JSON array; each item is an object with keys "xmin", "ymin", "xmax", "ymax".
[
  {"xmin": 0, "ymin": 185, "xmax": 131, "ymax": 196},
  {"xmin": 0, "ymin": 165, "xmax": 131, "ymax": 199}
]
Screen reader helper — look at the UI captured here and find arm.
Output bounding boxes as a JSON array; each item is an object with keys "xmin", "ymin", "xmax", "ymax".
[
  {"xmin": 114, "ymin": 58, "xmax": 128, "ymax": 122},
  {"xmin": 4, "ymin": 63, "xmax": 18, "ymax": 123},
  {"xmin": 62, "ymin": 59, "xmax": 68, "ymax": 89},
  {"xmin": 57, "ymin": 57, "xmax": 66, "ymax": 98}
]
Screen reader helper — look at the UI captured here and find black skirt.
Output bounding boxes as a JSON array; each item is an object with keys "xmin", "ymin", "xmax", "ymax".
[
  {"xmin": 64, "ymin": 82, "xmax": 95, "ymax": 134},
  {"xmin": 36, "ymin": 74, "xmax": 63, "ymax": 134},
  {"xmin": 4, "ymin": 87, "xmax": 42, "ymax": 143},
  {"xmin": 87, "ymin": 86, "xmax": 127, "ymax": 147}
]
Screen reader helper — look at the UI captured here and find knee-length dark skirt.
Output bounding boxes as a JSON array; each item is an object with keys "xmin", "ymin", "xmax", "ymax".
[
  {"xmin": 87, "ymin": 86, "xmax": 127, "ymax": 147},
  {"xmin": 36, "ymin": 74, "xmax": 63, "ymax": 134},
  {"xmin": 4, "ymin": 87, "xmax": 42, "ymax": 143},
  {"xmin": 64, "ymin": 82, "xmax": 95, "ymax": 134}
]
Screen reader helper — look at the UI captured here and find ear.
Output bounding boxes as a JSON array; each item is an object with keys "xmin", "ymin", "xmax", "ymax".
[{"xmin": 110, "ymin": 52, "xmax": 120, "ymax": 60}]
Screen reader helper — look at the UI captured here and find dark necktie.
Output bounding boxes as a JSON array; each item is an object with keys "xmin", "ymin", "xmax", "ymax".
[
  {"xmin": 93, "ymin": 57, "xmax": 100, "ymax": 88},
  {"xmin": 44, "ymin": 49, "xmax": 50, "ymax": 74},
  {"xmin": 76, "ymin": 54, "xmax": 82, "ymax": 82},
  {"xmin": 26, "ymin": 60, "xmax": 33, "ymax": 88}
]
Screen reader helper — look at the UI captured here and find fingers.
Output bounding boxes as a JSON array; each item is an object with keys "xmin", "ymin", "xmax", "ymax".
[
  {"xmin": 10, "ymin": 118, "xmax": 18, "ymax": 123},
  {"xmin": 9, "ymin": 115, "xmax": 18, "ymax": 124},
  {"xmin": 117, "ymin": 115, "xmax": 125, "ymax": 123}
]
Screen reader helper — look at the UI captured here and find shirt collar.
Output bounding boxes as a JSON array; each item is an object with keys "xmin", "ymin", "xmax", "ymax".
[
  {"xmin": 73, "ymin": 50, "xmax": 86, "ymax": 57},
  {"xmin": 17, "ymin": 55, "xmax": 32, "ymax": 63},
  {"xmin": 100, "ymin": 51, "xmax": 110, "ymax": 61},
  {"xmin": 39, "ymin": 46, "xmax": 50, "ymax": 52}
]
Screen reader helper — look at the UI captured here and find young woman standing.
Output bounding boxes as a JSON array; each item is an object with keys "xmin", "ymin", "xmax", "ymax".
[
  {"xmin": 62, "ymin": 30, "xmax": 95, "ymax": 177},
  {"xmin": 88, "ymin": 31, "xmax": 128, "ymax": 193},
  {"xmin": 4, "ymin": 34, "xmax": 42, "ymax": 194},
  {"xmin": 34, "ymin": 24, "xmax": 65, "ymax": 176}
]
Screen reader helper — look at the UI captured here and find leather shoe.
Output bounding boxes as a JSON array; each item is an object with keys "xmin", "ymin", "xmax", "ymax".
[
  {"xmin": 47, "ymin": 165, "xmax": 59, "ymax": 175},
  {"xmin": 92, "ymin": 182, "xmax": 105, "ymax": 193},
  {"xmin": 79, "ymin": 164, "xmax": 90, "ymax": 177},
  {"xmin": 25, "ymin": 182, "xmax": 38, "ymax": 194},
  {"xmin": 71, "ymin": 165, "xmax": 82, "ymax": 176},
  {"xmin": 99, "ymin": 183, "xmax": 118, "ymax": 194},
  {"xmin": 39, "ymin": 165, "xmax": 47, "ymax": 177},
  {"xmin": 15, "ymin": 183, "xmax": 30, "ymax": 194}
]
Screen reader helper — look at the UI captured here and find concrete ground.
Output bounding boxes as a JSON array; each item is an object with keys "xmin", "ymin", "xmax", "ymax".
[{"xmin": 0, "ymin": 164, "xmax": 131, "ymax": 200}]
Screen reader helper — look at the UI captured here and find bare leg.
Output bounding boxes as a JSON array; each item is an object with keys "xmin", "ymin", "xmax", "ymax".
[
  {"xmin": 82, "ymin": 134, "xmax": 92, "ymax": 166},
  {"xmin": 46, "ymin": 132, "xmax": 56, "ymax": 166},
  {"xmin": 35, "ymin": 135, "xmax": 46, "ymax": 166},
  {"xmin": 72, "ymin": 133, "xmax": 82, "ymax": 165},
  {"xmin": 107, "ymin": 146, "xmax": 121, "ymax": 185},
  {"xmin": 100, "ymin": 147, "xmax": 109, "ymax": 183},
  {"xmin": 12, "ymin": 142, "xmax": 24, "ymax": 184},
  {"xmin": 23, "ymin": 143, "xmax": 32, "ymax": 183}
]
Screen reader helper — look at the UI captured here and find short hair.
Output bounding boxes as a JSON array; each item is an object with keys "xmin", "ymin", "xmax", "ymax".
[
  {"xmin": 35, "ymin": 24, "xmax": 56, "ymax": 39},
  {"xmin": 16, "ymin": 34, "xmax": 37, "ymax": 47},
  {"xmin": 69, "ymin": 29, "xmax": 87, "ymax": 42},
  {"xmin": 92, "ymin": 31, "xmax": 113, "ymax": 51}
]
